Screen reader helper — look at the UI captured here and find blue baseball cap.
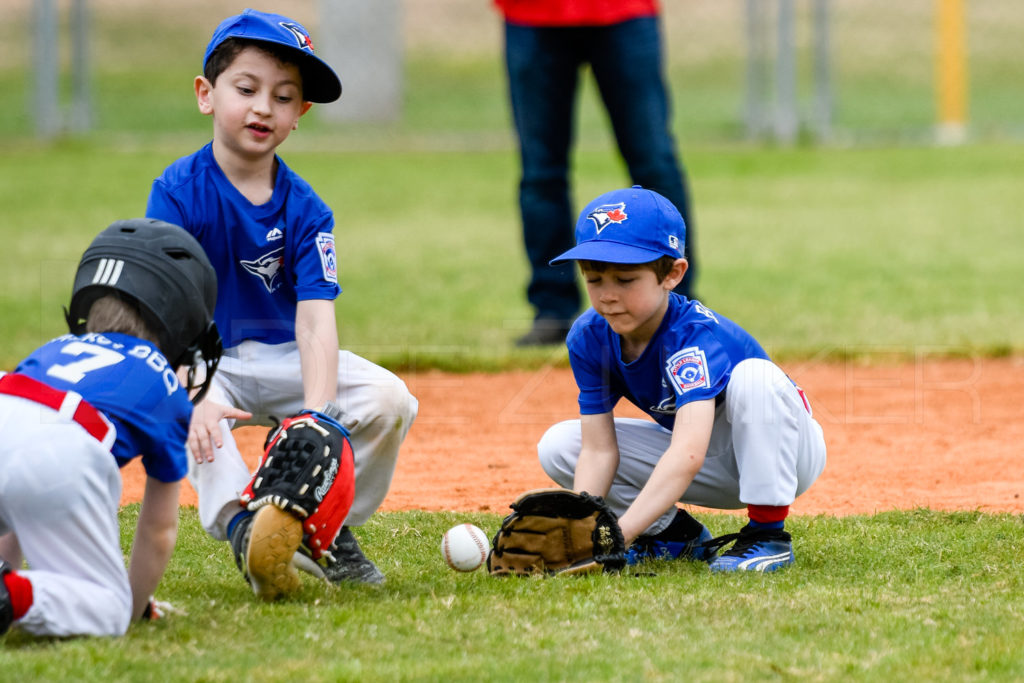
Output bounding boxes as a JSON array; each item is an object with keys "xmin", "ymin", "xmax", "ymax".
[
  {"xmin": 550, "ymin": 186, "xmax": 686, "ymax": 265},
  {"xmin": 203, "ymin": 9, "xmax": 342, "ymax": 103}
]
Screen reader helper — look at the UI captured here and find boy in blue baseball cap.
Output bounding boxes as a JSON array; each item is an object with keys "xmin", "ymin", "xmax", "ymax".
[
  {"xmin": 539, "ymin": 186, "xmax": 827, "ymax": 572},
  {"xmin": 146, "ymin": 9, "xmax": 418, "ymax": 597}
]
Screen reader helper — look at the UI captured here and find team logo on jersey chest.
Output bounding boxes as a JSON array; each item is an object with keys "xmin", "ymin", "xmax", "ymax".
[
  {"xmin": 650, "ymin": 380, "xmax": 678, "ymax": 415},
  {"xmin": 666, "ymin": 346, "xmax": 710, "ymax": 394},
  {"xmin": 586, "ymin": 202, "xmax": 628, "ymax": 234},
  {"xmin": 241, "ymin": 247, "xmax": 285, "ymax": 293}
]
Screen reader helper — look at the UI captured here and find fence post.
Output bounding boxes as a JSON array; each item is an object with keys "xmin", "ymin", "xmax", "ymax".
[
  {"xmin": 812, "ymin": 0, "xmax": 832, "ymax": 141},
  {"xmin": 32, "ymin": 0, "xmax": 60, "ymax": 138},
  {"xmin": 317, "ymin": 0, "xmax": 403, "ymax": 123},
  {"xmin": 935, "ymin": 0, "xmax": 968, "ymax": 144},
  {"xmin": 71, "ymin": 0, "xmax": 93, "ymax": 133},
  {"xmin": 774, "ymin": 0, "xmax": 798, "ymax": 143},
  {"xmin": 744, "ymin": 0, "xmax": 771, "ymax": 139}
]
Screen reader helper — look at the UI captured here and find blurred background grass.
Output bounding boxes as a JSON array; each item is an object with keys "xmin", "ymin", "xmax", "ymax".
[
  {"xmin": 0, "ymin": 0, "xmax": 1021, "ymax": 370},
  {"xmin": 2, "ymin": 1, "xmax": 1023, "ymax": 143}
]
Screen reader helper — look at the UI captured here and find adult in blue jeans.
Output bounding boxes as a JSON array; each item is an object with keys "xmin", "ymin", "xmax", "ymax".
[{"xmin": 497, "ymin": 1, "xmax": 697, "ymax": 346}]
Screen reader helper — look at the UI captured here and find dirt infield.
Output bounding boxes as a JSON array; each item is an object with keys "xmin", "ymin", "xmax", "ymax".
[{"xmin": 120, "ymin": 357, "xmax": 1024, "ymax": 517}]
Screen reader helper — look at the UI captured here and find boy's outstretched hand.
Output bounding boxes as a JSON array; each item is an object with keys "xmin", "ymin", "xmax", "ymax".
[{"xmin": 188, "ymin": 398, "xmax": 253, "ymax": 463}]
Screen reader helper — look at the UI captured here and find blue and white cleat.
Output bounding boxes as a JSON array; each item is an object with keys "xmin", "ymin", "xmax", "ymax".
[
  {"xmin": 625, "ymin": 524, "xmax": 716, "ymax": 565},
  {"xmin": 707, "ymin": 525, "xmax": 794, "ymax": 573}
]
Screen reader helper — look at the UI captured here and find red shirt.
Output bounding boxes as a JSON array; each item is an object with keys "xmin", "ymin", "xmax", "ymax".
[{"xmin": 494, "ymin": 0, "xmax": 659, "ymax": 27}]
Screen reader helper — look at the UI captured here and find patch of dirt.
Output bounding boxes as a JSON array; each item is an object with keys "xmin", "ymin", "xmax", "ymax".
[{"xmin": 119, "ymin": 358, "xmax": 1024, "ymax": 517}]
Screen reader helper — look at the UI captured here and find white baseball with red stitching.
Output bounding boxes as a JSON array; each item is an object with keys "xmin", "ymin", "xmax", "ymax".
[{"xmin": 441, "ymin": 523, "xmax": 489, "ymax": 572}]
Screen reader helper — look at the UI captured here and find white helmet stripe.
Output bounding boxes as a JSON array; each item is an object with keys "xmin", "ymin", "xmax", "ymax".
[
  {"xmin": 108, "ymin": 259, "xmax": 124, "ymax": 285},
  {"xmin": 92, "ymin": 258, "xmax": 108, "ymax": 283},
  {"xmin": 92, "ymin": 258, "xmax": 125, "ymax": 285}
]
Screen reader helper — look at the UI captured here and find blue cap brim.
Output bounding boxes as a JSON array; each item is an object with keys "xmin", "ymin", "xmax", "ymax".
[
  {"xmin": 203, "ymin": 10, "xmax": 342, "ymax": 104},
  {"xmin": 211, "ymin": 38, "xmax": 341, "ymax": 103},
  {"xmin": 549, "ymin": 241, "xmax": 671, "ymax": 266},
  {"xmin": 261, "ymin": 44, "xmax": 341, "ymax": 103}
]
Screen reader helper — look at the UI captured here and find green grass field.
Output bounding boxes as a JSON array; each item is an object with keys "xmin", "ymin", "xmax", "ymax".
[
  {"xmin": 3, "ymin": 508, "xmax": 1024, "ymax": 681},
  {"xmin": 2, "ymin": 2, "xmax": 1024, "ymax": 678}
]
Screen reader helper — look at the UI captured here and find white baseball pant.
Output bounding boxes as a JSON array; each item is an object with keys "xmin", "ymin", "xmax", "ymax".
[
  {"xmin": 188, "ymin": 340, "xmax": 418, "ymax": 540},
  {"xmin": 0, "ymin": 397, "xmax": 131, "ymax": 637},
  {"xmin": 538, "ymin": 358, "xmax": 827, "ymax": 536}
]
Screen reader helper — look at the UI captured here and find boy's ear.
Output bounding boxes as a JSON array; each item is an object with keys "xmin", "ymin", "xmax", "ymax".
[
  {"xmin": 195, "ymin": 76, "xmax": 214, "ymax": 115},
  {"xmin": 291, "ymin": 102, "xmax": 313, "ymax": 130},
  {"xmin": 663, "ymin": 258, "xmax": 688, "ymax": 290}
]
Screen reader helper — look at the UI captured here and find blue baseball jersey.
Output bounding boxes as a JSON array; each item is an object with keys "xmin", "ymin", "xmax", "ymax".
[
  {"xmin": 145, "ymin": 142, "xmax": 341, "ymax": 348},
  {"xmin": 568, "ymin": 295, "xmax": 771, "ymax": 430},
  {"xmin": 14, "ymin": 333, "xmax": 192, "ymax": 482}
]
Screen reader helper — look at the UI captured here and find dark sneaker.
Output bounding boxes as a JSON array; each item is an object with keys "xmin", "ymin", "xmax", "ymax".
[
  {"xmin": 515, "ymin": 319, "xmax": 573, "ymax": 347},
  {"xmin": 229, "ymin": 511, "xmax": 253, "ymax": 577},
  {"xmin": 706, "ymin": 524, "xmax": 794, "ymax": 573},
  {"xmin": 231, "ymin": 507, "xmax": 303, "ymax": 600},
  {"xmin": 1, "ymin": 558, "xmax": 14, "ymax": 635},
  {"xmin": 319, "ymin": 527, "xmax": 385, "ymax": 585},
  {"xmin": 625, "ymin": 524, "xmax": 716, "ymax": 565}
]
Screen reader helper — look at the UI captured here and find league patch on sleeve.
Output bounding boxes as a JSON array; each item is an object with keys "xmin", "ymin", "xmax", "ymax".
[
  {"xmin": 315, "ymin": 232, "xmax": 338, "ymax": 283},
  {"xmin": 666, "ymin": 346, "xmax": 711, "ymax": 394}
]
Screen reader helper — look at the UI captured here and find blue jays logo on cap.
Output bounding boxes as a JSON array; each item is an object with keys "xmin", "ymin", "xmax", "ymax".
[
  {"xmin": 280, "ymin": 22, "xmax": 315, "ymax": 52},
  {"xmin": 549, "ymin": 186, "xmax": 686, "ymax": 266},
  {"xmin": 587, "ymin": 203, "xmax": 628, "ymax": 234},
  {"xmin": 204, "ymin": 9, "xmax": 342, "ymax": 103}
]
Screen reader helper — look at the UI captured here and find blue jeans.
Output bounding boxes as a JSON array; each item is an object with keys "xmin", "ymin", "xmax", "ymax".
[{"xmin": 504, "ymin": 16, "xmax": 696, "ymax": 321}]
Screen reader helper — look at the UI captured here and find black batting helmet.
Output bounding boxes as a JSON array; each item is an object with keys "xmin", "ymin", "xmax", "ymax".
[{"xmin": 65, "ymin": 218, "xmax": 223, "ymax": 403}]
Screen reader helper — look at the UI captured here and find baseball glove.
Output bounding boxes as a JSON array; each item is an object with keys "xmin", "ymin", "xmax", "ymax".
[
  {"xmin": 486, "ymin": 488, "xmax": 627, "ymax": 577},
  {"xmin": 240, "ymin": 404, "xmax": 355, "ymax": 560}
]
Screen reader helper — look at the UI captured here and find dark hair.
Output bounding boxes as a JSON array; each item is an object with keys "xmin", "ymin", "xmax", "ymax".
[
  {"xmin": 204, "ymin": 38, "xmax": 308, "ymax": 98},
  {"xmin": 577, "ymin": 256, "xmax": 679, "ymax": 283}
]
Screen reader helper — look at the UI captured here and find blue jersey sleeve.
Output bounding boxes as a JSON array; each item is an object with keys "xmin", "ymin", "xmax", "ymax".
[
  {"xmin": 661, "ymin": 302, "xmax": 770, "ymax": 410},
  {"xmin": 130, "ymin": 389, "xmax": 190, "ymax": 482},
  {"xmin": 146, "ymin": 180, "xmax": 188, "ymax": 230},
  {"xmin": 662, "ymin": 330, "xmax": 732, "ymax": 406},
  {"xmin": 284, "ymin": 197, "xmax": 339, "ymax": 301}
]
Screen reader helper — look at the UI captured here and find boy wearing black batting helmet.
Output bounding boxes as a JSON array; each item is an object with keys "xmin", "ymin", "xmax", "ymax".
[{"xmin": 0, "ymin": 218, "xmax": 222, "ymax": 637}]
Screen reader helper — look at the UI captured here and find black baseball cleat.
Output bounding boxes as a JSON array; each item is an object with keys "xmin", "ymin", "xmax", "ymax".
[
  {"xmin": 1, "ymin": 558, "xmax": 15, "ymax": 635},
  {"xmin": 229, "ymin": 512, "xmax": 254, "ymax": 580},
  {"xmin": 321, "ymin": 527, "xmax": 385, "ymax": 585}
]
